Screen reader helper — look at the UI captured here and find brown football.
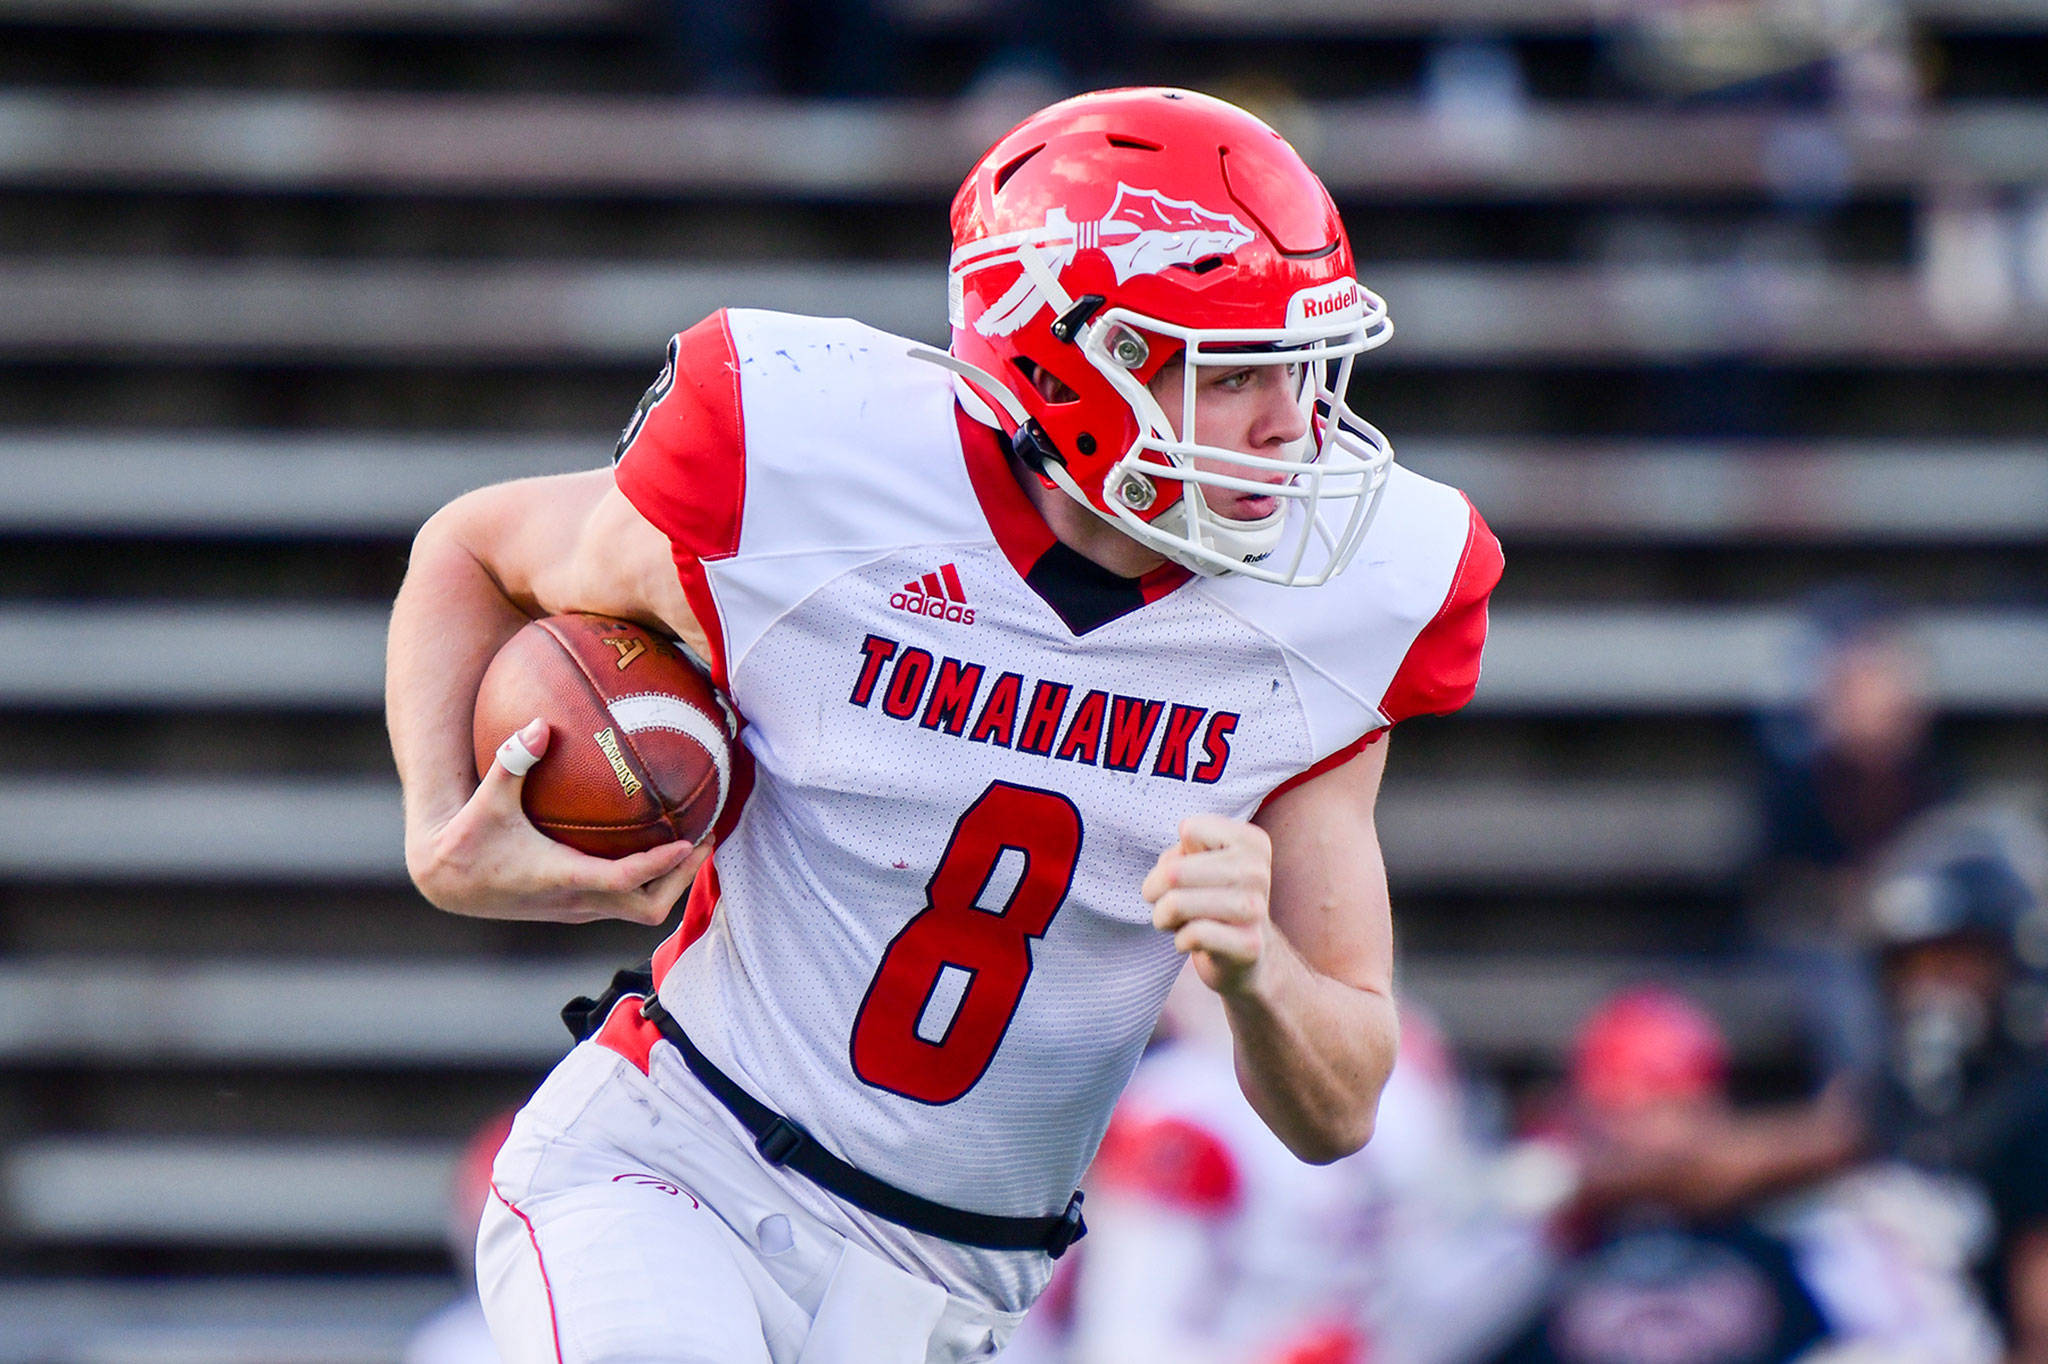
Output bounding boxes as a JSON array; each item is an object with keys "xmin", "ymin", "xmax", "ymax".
[{"xmin": 472, "ymin": 613, "xmax": 737, "ymax": 858}]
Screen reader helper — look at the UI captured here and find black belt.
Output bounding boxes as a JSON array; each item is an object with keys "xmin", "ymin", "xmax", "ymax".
[{"xmin": 633, "ymin": 991, "xmax": 1086, "ymax": 1258}]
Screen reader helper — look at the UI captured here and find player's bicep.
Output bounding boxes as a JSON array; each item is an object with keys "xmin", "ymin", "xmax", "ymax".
[
  {"xmin": 1253, "ymin": 736, "xmax": 1392, "ymax": 996},
  {"xmin": 429, "ymin": 470, "xmax": 707, "ymax": 656}
]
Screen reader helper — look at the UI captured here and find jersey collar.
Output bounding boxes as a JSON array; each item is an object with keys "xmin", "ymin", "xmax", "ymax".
[{"xmin": 955, "ymin": 406, "xmax": 1191, "ymax": 636}]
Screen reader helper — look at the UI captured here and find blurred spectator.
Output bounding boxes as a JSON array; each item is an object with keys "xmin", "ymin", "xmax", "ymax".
[
  {"xmin": 652, "ymin": 0, "xmax": 901, "ymax": 97},
  {"xmin": 1489, "ymin": 986, "xmax": 2001, "ymax": 1364},
  {"xmin": 1600, "ymin": 0, "xmax": 1920, "ymax": 115},
  {"xmin": 1920, "ymin": 188, "xmax": 2025, "ymax": 339},
  {"xmin": 1752, "ymin": 586, "xmax": 1950, "ymax": 1075},
  {"xmin": 1759, "ymin": 589, "xmax": 1943, "ymax": 894},
  {"xmin": 405, "ymin": 1111, "xmax": 516, "ymax": 1364},
  {"xmin": 1044, "ymin": 972, "xmax": 1546, "ymax": 1364},
  {"xmin": 1421, "ymin": 32, "xmax": 1530, "ymax": 156}
]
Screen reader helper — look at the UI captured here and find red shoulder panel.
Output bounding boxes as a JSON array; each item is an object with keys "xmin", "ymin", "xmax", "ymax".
[
  {"xmin": 1379, "ymin": 495, "xmax": 1503, "ymax": 725},
  {"xmin": 1092, "ymin": 1109, "xmax": 1243, "ymax": 1215},
  {"xmin": 613, "ymin": 311, "xmax": 746, "ymax": 689}
]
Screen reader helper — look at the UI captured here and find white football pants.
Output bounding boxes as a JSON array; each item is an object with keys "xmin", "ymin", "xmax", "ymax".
[{"xmin": 477, "ymin": 1041, "xmax": 1025, "ymax": 1364}]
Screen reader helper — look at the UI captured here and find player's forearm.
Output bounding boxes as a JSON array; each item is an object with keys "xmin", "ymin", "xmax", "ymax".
[
  {"xmin": 1222, "ymin": 933, "xmax": 1398, "ymax": 1163},
  {"xmin": 386, "ymin": 507, "xmax": 533, "ymax": 860}
]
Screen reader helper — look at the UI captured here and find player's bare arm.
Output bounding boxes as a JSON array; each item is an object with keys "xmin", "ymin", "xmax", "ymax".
[
  {"xmin": 387, "ymin": 469, "xmax": 713, "ymax": 925},
  {"xmin": 1143, "ymin": 737, "xmax": 1396, "ymax": 1163}
]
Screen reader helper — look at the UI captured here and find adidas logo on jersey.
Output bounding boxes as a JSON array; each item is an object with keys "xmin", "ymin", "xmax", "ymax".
[{"xmin": 889, "ymin": 563, "xmax": 976, "ymax": 625}]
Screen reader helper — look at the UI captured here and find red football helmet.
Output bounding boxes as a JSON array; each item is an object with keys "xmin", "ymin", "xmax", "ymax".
[
  {"xmin": 931, "ymin": 87, "xmax": 1394, "ymax": 586},
  {"xmin": 1571, "ymin": 987, "xmax": 1731, "ymax": 1116}
]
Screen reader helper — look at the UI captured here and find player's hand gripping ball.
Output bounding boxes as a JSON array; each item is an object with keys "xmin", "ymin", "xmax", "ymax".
[{"xmin": 471, "ymin": 614, "xmax": 737, "ymax": 858}]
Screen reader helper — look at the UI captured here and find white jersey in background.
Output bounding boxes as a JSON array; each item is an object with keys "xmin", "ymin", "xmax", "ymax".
[{"xmin": 1060, "ymin": 996, "xmax": 1547, "ymax": 1364}]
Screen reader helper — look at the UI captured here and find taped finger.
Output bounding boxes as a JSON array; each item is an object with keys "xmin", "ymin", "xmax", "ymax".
[{"xmin": 496, "ymin": 729, "xmax": 542, "ymax": 776}]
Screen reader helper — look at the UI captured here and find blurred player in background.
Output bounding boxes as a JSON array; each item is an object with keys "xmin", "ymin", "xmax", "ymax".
[
  {"xmin": 1051, "ymin": 971, "xmax": 1545, "ymax": 1364},
  {"xmin": 1567, "ymin": 806, "xmax": 2048, "ymax": 1361},
  {"xmin": 385, "ymin": 87, "xmax": 1501, "ymax": 1363},
  {"xmin": 1492, "ymin": 986, "xmax": 2001, "ymax": 1364},
  {"xmin": 1862, "ymin": 806, "xmax": 2048, "ymax": 1361}
]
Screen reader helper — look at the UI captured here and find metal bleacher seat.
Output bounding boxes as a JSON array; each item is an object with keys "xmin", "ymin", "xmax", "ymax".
[
  {"xmin": 0, "ymin": 0, "xmax": 2036, "ymax": 30},
  {"xmin": 5, "ymin": 91, "xmax": 2047, "ymax": 198},
  {"xmin": 5, "ymin": 257, "xmax": 2048, "ymax": 362},
  {"xmin": 0, "ymin": 0, "xmax": 635, "ymax": 27},
  {"xmin": 7, "ymin": 431, "xmax": 2046, "ymax": 541}
]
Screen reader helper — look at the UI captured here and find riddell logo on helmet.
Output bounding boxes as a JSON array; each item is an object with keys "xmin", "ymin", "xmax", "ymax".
[
  {"xmin": 1285, "ymin": 279, "xmax": 1364, "ymax": 328},
  {"xmin": 1300, "ymin": 287, "xmax": 1357, "ymax": 319},
  {"xmin": 890, "ymin": 563, "xmax": 976, "ymax": 625}
]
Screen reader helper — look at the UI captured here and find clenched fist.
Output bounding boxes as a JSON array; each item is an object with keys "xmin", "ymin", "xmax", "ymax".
[{"xmin": 1141, "ymin": 814, "xmax": 1275, "ymax": 995}]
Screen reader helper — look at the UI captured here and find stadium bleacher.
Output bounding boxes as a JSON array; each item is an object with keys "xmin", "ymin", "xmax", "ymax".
[{"xmin": 1, "ymin": 0, "xmax": 2045, "ymax": 1356}]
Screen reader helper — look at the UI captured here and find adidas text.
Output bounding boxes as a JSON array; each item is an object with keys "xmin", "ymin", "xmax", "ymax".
[
  {"xmin": 890, "ymin": 563, "xmax": 975, "ymax": 625},
  {"xmin": 890, "ymin": 592, "xmax": 975, "ymax": 625}
]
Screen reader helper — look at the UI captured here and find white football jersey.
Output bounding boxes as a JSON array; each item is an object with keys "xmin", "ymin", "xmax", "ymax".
[{"xmin": 606, "ymin": 308, "xmax": 1500, "ymax": 1311}]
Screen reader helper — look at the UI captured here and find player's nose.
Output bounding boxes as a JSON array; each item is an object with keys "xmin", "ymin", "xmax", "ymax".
[{"xmin": 1248, "ymin": 372, "xmax": 1309, "ymax": 456}]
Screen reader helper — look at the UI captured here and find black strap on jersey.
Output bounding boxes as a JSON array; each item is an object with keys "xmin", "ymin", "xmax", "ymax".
[
  {"xmin": 561, "ymin": 964, "xmax": 655, "ymax": 1043},
  {"xmin": 634, "ymin": 992, "xmax": 1086, "ymax": 1259}
]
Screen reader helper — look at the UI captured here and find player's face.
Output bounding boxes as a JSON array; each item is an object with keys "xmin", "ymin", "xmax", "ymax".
[{"xmin": 1145, "ymin": 357, "xmax": 1309, "ymax": 522}]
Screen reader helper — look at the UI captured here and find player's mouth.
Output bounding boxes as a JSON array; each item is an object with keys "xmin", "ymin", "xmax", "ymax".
[{"xmin": 1209, "ymin": 486, "xmax": 1282, "ymax": 521}]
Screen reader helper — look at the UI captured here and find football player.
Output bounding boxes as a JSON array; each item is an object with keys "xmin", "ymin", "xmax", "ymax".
[{"xmin": 386, "ymin": 87, "xmax": 1501, "ymax": 1364}]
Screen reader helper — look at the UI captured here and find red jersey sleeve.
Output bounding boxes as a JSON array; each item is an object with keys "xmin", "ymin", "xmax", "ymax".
[
  {"xmin": 1378, "ymin": 495, "xmax": 1502, "ymax": 726},
  {"xmin": 612, "ymin": 310, "xmax": 747, "ymax": 688}
]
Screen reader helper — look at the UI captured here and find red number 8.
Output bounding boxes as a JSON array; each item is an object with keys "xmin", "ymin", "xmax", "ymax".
[{"xmin": 850, "ymin": 781, "xmax": 1083, "ymax": 1105}]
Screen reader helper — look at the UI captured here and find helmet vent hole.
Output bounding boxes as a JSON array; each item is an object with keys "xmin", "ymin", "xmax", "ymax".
[
  {"xmin": 1105, "ymin": 135, "xmax": 1162, "ymax": 151},
  {"xmin": 1076, "ymin": 434, "xmax": 1098, "ymax": 455},
  {"xmin": 1177, "ymin": 256, "xmax": 1227, "ymax": 276},
  {"xmin": 993, "ymin": 144, "xmax": 1046, "ymax": 194},
  {"xmin": 1012, "ymin": 357, "xmax": 1079, "ymax": 404}
]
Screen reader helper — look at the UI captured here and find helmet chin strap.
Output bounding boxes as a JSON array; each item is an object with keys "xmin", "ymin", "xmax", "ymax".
[{"xmin": 906, "ymin": 346, "xmax": 1030, "ymax": 428}]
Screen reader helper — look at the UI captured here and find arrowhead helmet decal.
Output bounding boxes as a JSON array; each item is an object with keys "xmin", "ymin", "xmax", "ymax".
[{"xmin": 954, "ymin": 183, "xmax": 1256, "ymax": 337}]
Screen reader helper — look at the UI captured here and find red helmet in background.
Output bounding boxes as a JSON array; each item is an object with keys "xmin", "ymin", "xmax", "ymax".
[
  {"xmin": 936, "ymin": 87, "xmax": 1395, "ymax": 586},
  {"xmin": 1571, "ymin": 987, "xmax": 1732, "ymax": 1116}
]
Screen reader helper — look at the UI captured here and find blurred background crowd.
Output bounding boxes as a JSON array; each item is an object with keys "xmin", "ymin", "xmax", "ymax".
[{"xmin": 0, "ymin": 0, "xmax": 2045, "ymax": 1360}]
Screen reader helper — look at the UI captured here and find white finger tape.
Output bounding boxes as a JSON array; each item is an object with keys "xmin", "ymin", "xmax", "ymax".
[{"xmin": 496, "ymin": 731, "xmax": 541, "ymax": 777}]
